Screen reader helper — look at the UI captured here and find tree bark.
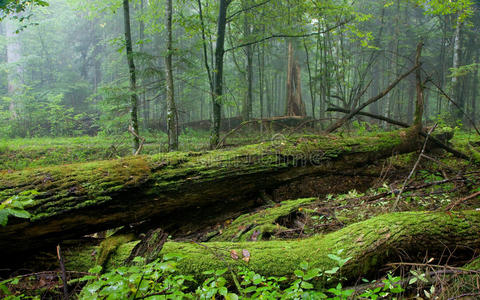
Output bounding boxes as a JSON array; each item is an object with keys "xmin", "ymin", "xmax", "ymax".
[
  {"xmin": 241, "ymin": 0, "xmax": 253, "ymax": 121},
  {"xmin": 165, "ymin": 0, "xmax": 179, "ymax": 151},
  {"xmin": 413, "ymin": 42, "xmax": 424, "ymax": 130},
  {"xmin": 123, "ymin": 0, "xmax": 140, "ymax": 153},
  {"xmin": 139, "ymin": 0, "xmax": 149, "ymax": 130},
  {"xmin": 5, "ymin": 20, "xmax": 21, "ymax": 119},
  {"xmin": 210, "ymin": 0, "xmax": 230, "ymax": 147},
  {"xmin": 285, "ymin": 41, "xmax": 306, "ymax": 117},
  {"xmin": 72, "ymin": 211, "xmax": 480, "ymax": 283},
  {"xmin": 0, "ymin": 129, "xmax": 423, "ymax": 258}
]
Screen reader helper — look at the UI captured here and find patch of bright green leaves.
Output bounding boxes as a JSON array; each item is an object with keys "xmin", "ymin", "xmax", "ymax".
[
  {"xmin": 0, "ymin": 190, "xmax": 37, "ymax": 226},
  {"xmin": 72, "ymin": 250, "xmax": 405, "ymax": 300}
]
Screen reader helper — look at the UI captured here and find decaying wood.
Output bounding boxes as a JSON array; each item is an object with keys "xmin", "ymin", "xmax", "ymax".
[
  {"xmin": 325, "ymin": 64, "xmax": 420, "ymax": 133},
  {"xmin": 0, "ymin": 129, "xmax": 425, "ymax": 259},
  {"xmin": 326, "ymin": 107, "xmax": 471, "ymax": 160},
  {"xmin": 68, "ymin": 211, "xmax": 480, "ymax": 283},
  {"xmin": 326, "ymin": 107, "xmax": 409, "ymax": 128},
  {"xmin": 126, "ymin": 229, "xmax": 168, "ymax": 264}
]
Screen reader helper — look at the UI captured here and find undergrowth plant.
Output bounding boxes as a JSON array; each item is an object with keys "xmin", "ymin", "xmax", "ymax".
[
  {"xmin": 0, "ymin": 190, "xmax": 37, "ymax": 226},
  {"xmin": 72, "ymin": 250, "xmax": 404, "ymax": 299}
]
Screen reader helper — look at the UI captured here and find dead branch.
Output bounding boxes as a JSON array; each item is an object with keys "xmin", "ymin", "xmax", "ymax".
[
  {"xmin": 326, "ymin": 108, "xmax": 472, "ymax": 160},
  {"xmin": 326, "ymin": 107, "xmax": 410, "ymax": 128},
  {"xmin": 128, "ymin": 125, "xmax": 146, "ymax": 155},
  {"xmin": 393, "ymin": 125, "xmax": 437, "ymax": 210},
  {"xmin": 325, "ymin": 64, "xmax": 420, "ymax": 133},
  {"xmin": 445, "ymin": 191, "xmax": 480, "ymax": 211}
]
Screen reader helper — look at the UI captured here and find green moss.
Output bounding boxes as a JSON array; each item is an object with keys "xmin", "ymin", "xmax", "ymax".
[
  {"xmin": 93, "ymin": 211, "xmax": 480, "ymax": 283},
  {"xmin": 96, "ymin": 234, "xmax": 136, "ymax": 268},
  {"xmin": 0, "ymin": 129, "xmax": 415, "ymax": 224},
  {"xmin": 104, "ymin": 241, "xmax": 139, "ymax": 272},
  {"xmin": 64, "ymin": 245, "xmax": 98, "ymax": 273},
  {"xmin": 211, "ymin": 198, "xmax": 317, "ymax": 242}
]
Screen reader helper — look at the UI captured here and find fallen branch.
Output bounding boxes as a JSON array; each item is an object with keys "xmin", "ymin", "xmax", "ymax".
[
  {"xmin": 445, "ymin": 191, "xmax": 480, "ymax": 211},
  {"xmin": 393, "ymin": 125, "xmax": 437, "ymax": 210},
  {"xmin": 326, "ymin": 108, "xmax": 472, "ymax": 160},
  {"xmin": 426, "ymin": 77, "xmax": 480, "ymax": 137},
  {"xmin": 128, "ymin": 125, "xmax": 146, "ymax": 156},
  {"xmin": 325, "ymin": 64, "xmax": 420, "ymax": 133},
  {"xmin": 326, "ymin": 107, "xmax": 409, "ymax": 128}
]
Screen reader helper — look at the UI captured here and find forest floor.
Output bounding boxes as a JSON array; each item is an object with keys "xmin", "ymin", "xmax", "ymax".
[{"xmin": 1, "ymin": 126, "xmax": 480, "ymax": 299}]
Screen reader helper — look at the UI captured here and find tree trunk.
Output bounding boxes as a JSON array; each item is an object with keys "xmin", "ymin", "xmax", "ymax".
[
  {"xmin": 451, "ymin": 15, "xmax": 463, "ymax": 120},
  {"xmin": 123, "ymin": 0, "xmax": 140, "ymax": 153},
  {"xmin": 165, "ymin": 0, "xmax": 178, "ymax": 151},
  {"xmin": 304, "ymin": 38, "xmax": 316, "ymax": 120},
  {"xmin": 413, "ymin": 42, "xmax": 424, "ymax": 131},
  {"xmin": 5, "ymin": 20, "xmax": 21, "ymax": 119},
  {"xmin": 139, "ymin": 0, "xmax": 149, "ymax": 130},
  {"xmin": 0, "ymin": 129, "xmax": 424, "ymax": 258},
  {"xmin": 472, "ymin": 49, "xmax": 479, "ymax": 126},
  {"xmin": 285, "ymin": 41, "xmax": 306, "ymax": 117},
  {"xmin": 72, "ymin": 211, "xmax": 480, "ymax": 283},
  {"xmin": 210, "ymin": 0, "xmax": 229, "ymax": 147},
  {"xmin": 242, "ymin": 0, "xmax": 253, "ymax": 121}
]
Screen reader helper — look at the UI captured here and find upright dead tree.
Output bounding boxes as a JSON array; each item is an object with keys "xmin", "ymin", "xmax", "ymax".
[
  {"xmin": 165, "ymin": 0, "xmax": 178, "ymax": 151},
  {"xmin": 123, "ymin": 0, "xmax": 140, "ymax": 153},
  {"xmin": 285, "ymin": 41, "xmax": 306, "ymax": 117}
]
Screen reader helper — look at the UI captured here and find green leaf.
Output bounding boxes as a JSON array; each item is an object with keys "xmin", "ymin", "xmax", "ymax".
[
  {"xmin": 294, "ymin": 270, "xmax": 304, "ymax": 278},
  {"xmin": 243, "ymin": 286, "xmax": 257, "ymax": 293},
  {"xmin": 226, "ymin": 293, "xmax": 239, "ymax": 300},
  {"xmin": 9, "ymin": 209, "xmax": 30, "ymax": 219},
  {"xmin": 299, "ymin": 261, "xmax": 309, "ymax": 270},
  {"xmin": 219, "ymin": 287, "xmax": 228, "ymax": 296},
  {"xmin": 324, "ymin": 267, "xmax": 339, "ymax": 274},
  {"xmin": 215, "ymin": 268, "xmax": 228, "ymax": 276},
  {"xmin": 0, "ymin": 210, "xmax": 8, "ymax": 227},
  {"xmin": 301, "ymin": 281, "xmax": 314, "ymax": 289},
  {"xmin": 88, "ymin": 265, "xmax": 103, "ymax": 274}
]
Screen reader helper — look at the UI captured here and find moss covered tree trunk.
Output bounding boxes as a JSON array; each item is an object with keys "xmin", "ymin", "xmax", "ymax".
[
  {"xmin": 70, "ymin": 211, "xmax": 480, "ymax": 283},
  {"xmin": 159, "ymin": 211, "xmax": 480, "ymax": 282},
  {"xmin": 0, "ymin": 130, "xmax": 422, "ymax": 258}
]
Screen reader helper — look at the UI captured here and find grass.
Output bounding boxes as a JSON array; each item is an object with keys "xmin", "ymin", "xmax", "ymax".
[
  {"xmin": 1, "ymin": 127, "xmax": 479, "ymax": 171},
  {"xmin": 0, "ymin": 131, "xmax": 213, "ymax": 170}
]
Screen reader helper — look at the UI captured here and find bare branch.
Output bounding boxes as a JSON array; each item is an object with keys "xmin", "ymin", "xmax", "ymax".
[
  {"xmin": 225, "ymin": 19, "xmax": 352, "ymax": 52},
  {"xmin": 226, "ymin": 0, "xmax": 272, "ymax": 22}
]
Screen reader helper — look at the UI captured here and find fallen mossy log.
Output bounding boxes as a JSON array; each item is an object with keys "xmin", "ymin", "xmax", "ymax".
[
  {"xmin": 93, "ymin": 211, "xmax": 480, "ymax": 283},
  {"xmin": 0, "ymin": 129, "xmax": 427, "ymax": 258}
]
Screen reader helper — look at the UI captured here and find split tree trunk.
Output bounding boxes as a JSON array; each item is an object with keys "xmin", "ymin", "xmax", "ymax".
[
  {"xmin": 286, "ymin": 41, "xmax": 306, "ymax": 117},
  {"xmin": 0, "ymin": 129, "xmax": 423, "ymax": 258}
]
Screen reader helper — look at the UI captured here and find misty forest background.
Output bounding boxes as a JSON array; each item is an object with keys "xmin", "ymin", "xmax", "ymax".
[{"xmin": 1, "ymin": 0, "xmax": 479, "ymax": 147}]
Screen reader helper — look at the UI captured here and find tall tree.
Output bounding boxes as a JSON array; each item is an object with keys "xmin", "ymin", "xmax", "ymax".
[
  {"xmin": 241, "ymin": 0, "xmax": 253, "ymax": 121},
  {"xmin": 165, "ymin": 0, "xmax": 178, "ymax": 151},
  {"xmin": 5, "ymin": 20, "xmax": 21, "ymax": 119},
  {"xmin": 123, "ymin": 0, "xmax": 140, "ymax": 153},
  {"xmin": 285, "ymin": 41, "xmax": 306, "ymax": 116},
  {"xmin": 210, "ymin": 0, "xmax": 230, "ymax": 147}
]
